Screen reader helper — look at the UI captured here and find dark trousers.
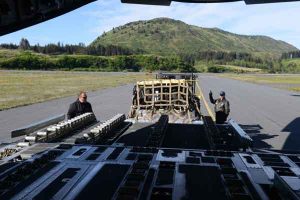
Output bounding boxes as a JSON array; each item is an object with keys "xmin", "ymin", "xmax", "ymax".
[{"xmin": 215, "ymin": 111, "xmax": 228, "ymax": 124}]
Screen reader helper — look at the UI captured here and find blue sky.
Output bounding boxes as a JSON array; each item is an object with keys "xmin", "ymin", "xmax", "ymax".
[{"xmin": 1, "ymin": 0, "xmax": 300, "ymax": 48}]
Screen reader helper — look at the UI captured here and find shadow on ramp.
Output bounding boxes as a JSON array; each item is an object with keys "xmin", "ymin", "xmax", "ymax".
[
  {"xmin": 282, "ymin": 117, "xmax": 300, "ymax": 151},
  {"xmin": 116, "ymin": 123, "xmax": 154, "ymax": 146},
  {"xmin": 239, "ymin": 124, "xmax": 278, "ymax": 149}
]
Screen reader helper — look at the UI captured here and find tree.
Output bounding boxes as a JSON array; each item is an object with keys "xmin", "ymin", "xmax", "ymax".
[{"xmin": 19, "ymin": 38, "xmax": 30, "ymax": 50}]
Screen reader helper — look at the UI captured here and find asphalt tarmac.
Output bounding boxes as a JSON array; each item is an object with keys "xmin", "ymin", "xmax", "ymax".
[{"xmin": 199, "ymin": 74, "xmax": 300, "ymax": 151}]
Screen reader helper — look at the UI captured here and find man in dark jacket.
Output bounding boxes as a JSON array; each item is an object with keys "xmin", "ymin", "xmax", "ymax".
[
  {"xmin": 67, "ymin": 91, "xmax": 94, "ymax": 119},
  {"xmin": 209, "ymin": 90, "xmax": 230, "ymax": 124}
]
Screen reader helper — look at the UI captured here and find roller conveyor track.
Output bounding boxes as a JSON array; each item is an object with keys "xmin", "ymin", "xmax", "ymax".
[
  {"xmin": 202, "ymin": 115, "xmax": 234, "ymax": 150},
  {"xmin": 202, "ymin": 115, "xmax": 252, "ymax": 151},
  {"xmin": 74, "ymin": 121, "xmax": 132, "ymax": 145}
]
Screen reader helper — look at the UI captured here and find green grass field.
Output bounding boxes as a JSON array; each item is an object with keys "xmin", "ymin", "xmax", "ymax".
[
  {"xmin": 218, "ymin": 65, "xmax": 262, "ymax": 72},
  {"xmin": 221, "ymin": 74, "xmax": 300, "ymax": 92},
  {"xmin": 0, "ymin": 71, "xmax": 152, "ymax": 110},
  {"xmin": 194, "ymin": 62, "xmax": 263, "ymax": 73}
]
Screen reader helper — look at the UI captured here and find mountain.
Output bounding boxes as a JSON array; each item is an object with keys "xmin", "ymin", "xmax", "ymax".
[{"xmin": 90, "ymin": 18, "xmax": 298, "ymax": 55}]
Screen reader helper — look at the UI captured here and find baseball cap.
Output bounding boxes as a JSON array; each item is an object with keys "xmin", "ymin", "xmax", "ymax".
[{"xmin": 220, "ymin": 91, "xmax": 225, "ymax": 96}]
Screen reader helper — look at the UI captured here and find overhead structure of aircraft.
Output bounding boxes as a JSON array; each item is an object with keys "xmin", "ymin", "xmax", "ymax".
[{"xmin": 0, "ymin": 0, "xmax": 298, "ymax": 36}]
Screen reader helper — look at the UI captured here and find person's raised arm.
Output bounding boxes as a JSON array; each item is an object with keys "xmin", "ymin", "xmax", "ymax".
[{"xmin": 209, "ymin": 90, "xmax": 216, "ymax": 104}]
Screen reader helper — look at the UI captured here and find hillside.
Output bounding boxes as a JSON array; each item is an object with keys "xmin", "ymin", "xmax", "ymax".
[{"xmin": 90, "ymin": 18, "xmax": 298, "ymax": 56}]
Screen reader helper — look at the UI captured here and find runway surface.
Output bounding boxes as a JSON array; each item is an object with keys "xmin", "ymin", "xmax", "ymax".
[{"xmin": 199, "ymin": 74, "xmax": 300, "ymax": 151}]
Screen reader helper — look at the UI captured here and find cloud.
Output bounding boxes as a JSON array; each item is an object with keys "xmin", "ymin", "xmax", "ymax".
[{"xmin": 82, "ymin": 0, "xmax": 300, "ymax": 48}]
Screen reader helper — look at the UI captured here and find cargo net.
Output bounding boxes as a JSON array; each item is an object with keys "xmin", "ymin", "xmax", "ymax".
[{"xmin": 129, "ymin": 79, "xmax": 200, "ymax": 123}]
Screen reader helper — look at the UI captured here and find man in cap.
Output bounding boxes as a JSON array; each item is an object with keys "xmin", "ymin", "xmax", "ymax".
[
  {"xmin": 209, "ymin": 90, "xmax": 230, "ymax": 124},
  {"xmin": 67, "ymin": 91, "xmax": 94, "ymax": 119}
]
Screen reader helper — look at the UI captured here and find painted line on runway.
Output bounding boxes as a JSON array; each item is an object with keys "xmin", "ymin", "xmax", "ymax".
[{"xmin": 196, "ymin": 81, "xmax": 215, "ymax": 121}]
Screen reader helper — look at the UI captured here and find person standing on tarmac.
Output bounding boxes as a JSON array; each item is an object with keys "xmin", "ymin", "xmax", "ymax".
[
  {"xmin": 209, "ymin": 90, "xmax": 230, "ymax": 124},
  {"xmin": 67, "ymin": 91, "xmax": 94, "ymax": 119}
]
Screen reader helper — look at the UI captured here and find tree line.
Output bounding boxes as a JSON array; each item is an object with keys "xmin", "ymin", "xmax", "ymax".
[
  {"xmin": 0, "ymin": 51, "xmax": 195, "ymax": 72},
  {"xmin": 1, "ymin": 38, "xmax": 144, "ymax": 56},
  {"xmin": 180, "ymin": 51, "xmax": 266, "ymax": 65},
  {"xmin": 281, "ymin": 51, "xmax": 300, "ymax": 59},
  {"xmin": 179, "ymin": 51, "xmax": 281, "ymax": 72}
]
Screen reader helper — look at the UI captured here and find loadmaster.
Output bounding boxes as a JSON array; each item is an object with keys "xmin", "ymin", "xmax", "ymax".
[{"xmin": 209, "ymin": 90, "xmax": 230, "ymax": 124}]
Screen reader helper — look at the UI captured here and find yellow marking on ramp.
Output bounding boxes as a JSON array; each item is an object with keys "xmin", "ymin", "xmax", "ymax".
[{"xmin": 196, "ymin": 81, "xmax": 215, "ymax": 121}]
